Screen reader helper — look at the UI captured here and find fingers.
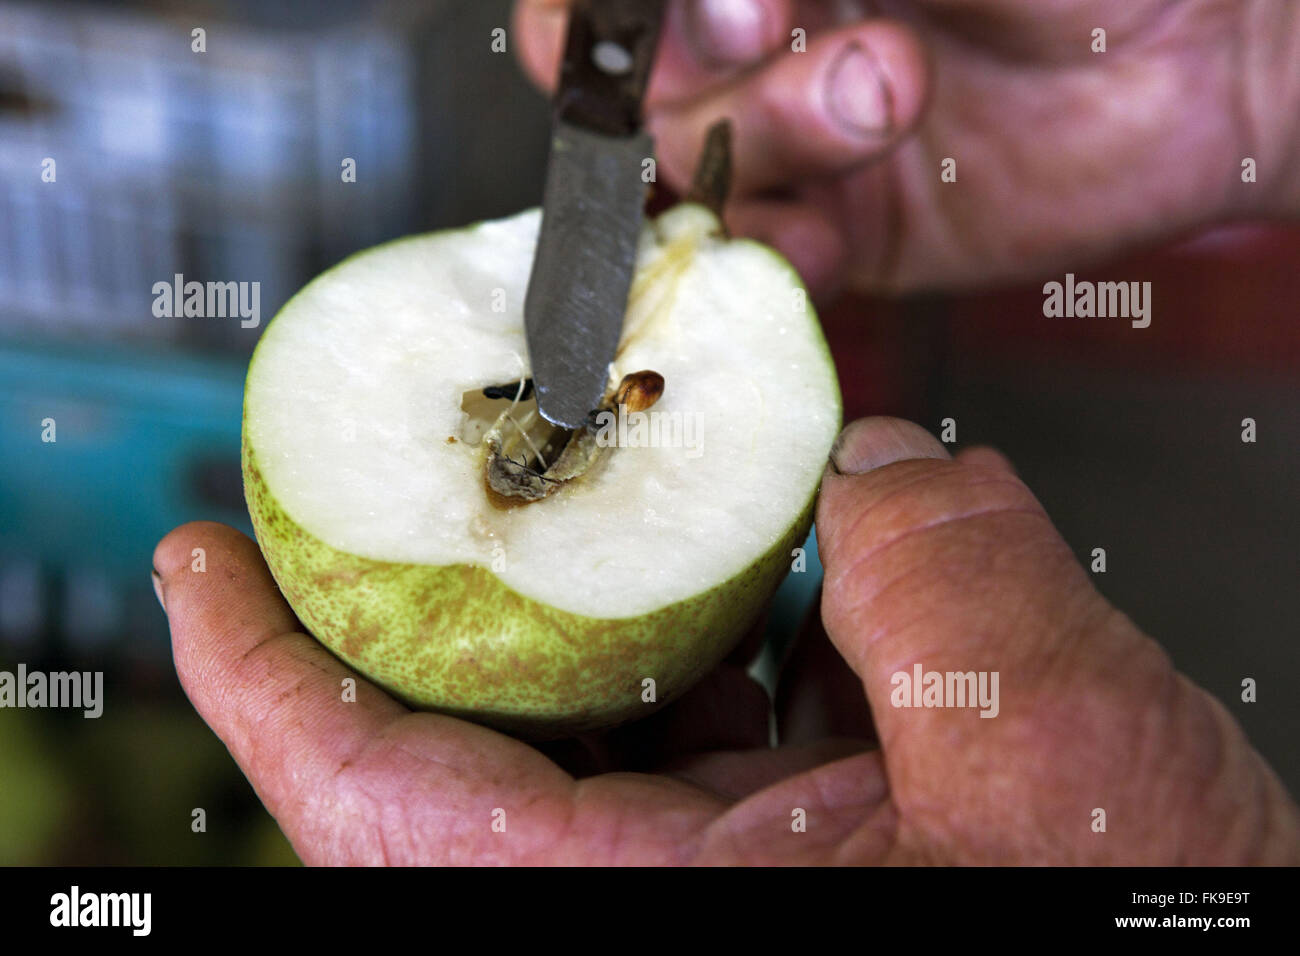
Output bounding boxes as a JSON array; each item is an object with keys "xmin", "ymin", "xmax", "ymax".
[
  {"xmin": 154, "ymin": 522, "xmax": 726, "ymax": 864},
  {"xmin": 774, "ymin": 434, "xmax": 1014, "ymax": 747},
  {"xmin": 662, "ymin": 737, "xmax": 872, "ymax": 801},
  {"xmin": 154, "ymin": 522, "xmax": 576, "ymax": 863},
  {"xmin": 153, "ymin": 522, "xmax": 411, "ymax": 824},
  {"xmin": 514, "ymin": 0, "xmax": 795, "ymax": 106},
  {"xmin": 812, "ymin": 419, "xmax": 1300, "ymax": 862},
  {"xmin": 829, "ymin": 415, "xmax": 950, "ymax": 476},
  {"xmin": 513, "ymin": 2, "xmax": 929, "ymax": 298},
  {"xmin": 651, "ymin": 20, "xmax": 928, "ymax": 195},
  {"xmin": 514, "ymin": 2, "xmax": 928, "ymax": 194},
  {"xmin": 512, "ymin": 1, "xmax": 568, "ymax": 92},
  {"xmin": 816, "ymin": 417, "xmax": 1117, "ymax": 722}
]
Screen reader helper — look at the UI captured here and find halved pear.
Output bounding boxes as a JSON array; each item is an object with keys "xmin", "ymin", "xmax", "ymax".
[{"xmin": 242, "ymin": 203, "xmax": 841, "ymax": 738}]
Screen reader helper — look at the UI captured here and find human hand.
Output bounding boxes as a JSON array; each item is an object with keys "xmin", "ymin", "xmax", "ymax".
[
  {"xmin": 515, "ymin": 0, "xmax": 1300, "ymax": 298},
  {"xmin": 154, "ymin": 417, "xmax": 1300, "ymax": 864}
]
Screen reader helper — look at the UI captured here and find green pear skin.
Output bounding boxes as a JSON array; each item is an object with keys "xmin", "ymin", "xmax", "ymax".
[{"xmin": 244, "ymin": 444, "xmax": 817, "ymax": 739}]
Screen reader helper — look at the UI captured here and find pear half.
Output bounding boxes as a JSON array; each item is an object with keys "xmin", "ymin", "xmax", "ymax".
[{"xmin": 242, "ymin": 203, "xmax": 841, "ymax": 738}]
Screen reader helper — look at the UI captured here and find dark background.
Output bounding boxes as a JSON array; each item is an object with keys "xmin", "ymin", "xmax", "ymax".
[{"xmin": 0, "ymin": 0, "xmax": 1295, "ymax": 864}]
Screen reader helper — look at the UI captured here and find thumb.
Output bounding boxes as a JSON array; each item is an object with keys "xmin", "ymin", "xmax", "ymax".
[
  {"xmin": 815, "ymin": 417, "xmax": 1300, "ymax": 863},
  {"xmin": 817, "ymin": 416, "xmax": 1111, "ymax": 704},
  {"xmin": 817, "ymin": 416, "xmax": 1140, "ymax": 756}
]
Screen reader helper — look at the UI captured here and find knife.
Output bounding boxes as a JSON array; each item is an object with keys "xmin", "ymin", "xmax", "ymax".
[{"xmin": 524, "ymin": 0, "xmax": 667, "ymax": 431}]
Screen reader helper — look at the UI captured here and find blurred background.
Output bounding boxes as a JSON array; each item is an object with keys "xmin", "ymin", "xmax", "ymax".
[{"xmin": 0, "ymin": 0, "xmax": 1296, "ymax": 864}]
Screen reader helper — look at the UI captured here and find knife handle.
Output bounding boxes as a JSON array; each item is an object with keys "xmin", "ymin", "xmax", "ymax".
[{"xmin": 555, "ymin": 0, "xmax": 666, "ymax": 137}]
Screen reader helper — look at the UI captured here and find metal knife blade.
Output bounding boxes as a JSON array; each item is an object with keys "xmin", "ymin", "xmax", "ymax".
[{"xmin": 525, "ymin": 0, "xmax": 666, "ymax": 431}]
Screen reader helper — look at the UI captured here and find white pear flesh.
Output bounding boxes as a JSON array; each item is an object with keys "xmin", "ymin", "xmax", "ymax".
[{"xmin": 243, "ymin": 203, "xmax": 841, "ymax": 738}]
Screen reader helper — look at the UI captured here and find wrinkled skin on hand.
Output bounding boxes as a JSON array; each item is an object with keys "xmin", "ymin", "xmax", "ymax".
[
  {"xmin": 514, "ymin": 0, "xmax": 1300, "ymax": 298},
  {"xmin": 155, "ymin": 418, "xmax": 1300, "ymax": 864}
]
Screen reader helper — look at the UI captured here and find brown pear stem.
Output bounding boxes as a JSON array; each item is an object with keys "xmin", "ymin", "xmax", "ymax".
[{"xmin": 686, "ymin": 119, "xmax": 733, "ymax": 224}]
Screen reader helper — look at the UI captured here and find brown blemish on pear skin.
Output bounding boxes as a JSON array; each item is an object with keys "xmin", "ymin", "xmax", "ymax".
[{"xmin": 341, "ymin": 605, "xmax": 381, "ymax": 659}]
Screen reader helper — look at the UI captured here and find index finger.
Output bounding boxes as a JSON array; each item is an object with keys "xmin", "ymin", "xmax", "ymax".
[
  {"xmin": 153, "ymin": 522, "xmax": 412, "ymax": 824},
  {"xmin": 513, "ymin": 0, "xmax": 795, "ymax": 108},
  {"xmin": 153, "ymin": 522, "xmax": 723, "ymax": 865}
]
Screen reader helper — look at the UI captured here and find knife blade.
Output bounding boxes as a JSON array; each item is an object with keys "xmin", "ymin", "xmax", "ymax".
[{"xmin": 524, "ymin": 0, "xmax": 666, "ymax": 431}]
